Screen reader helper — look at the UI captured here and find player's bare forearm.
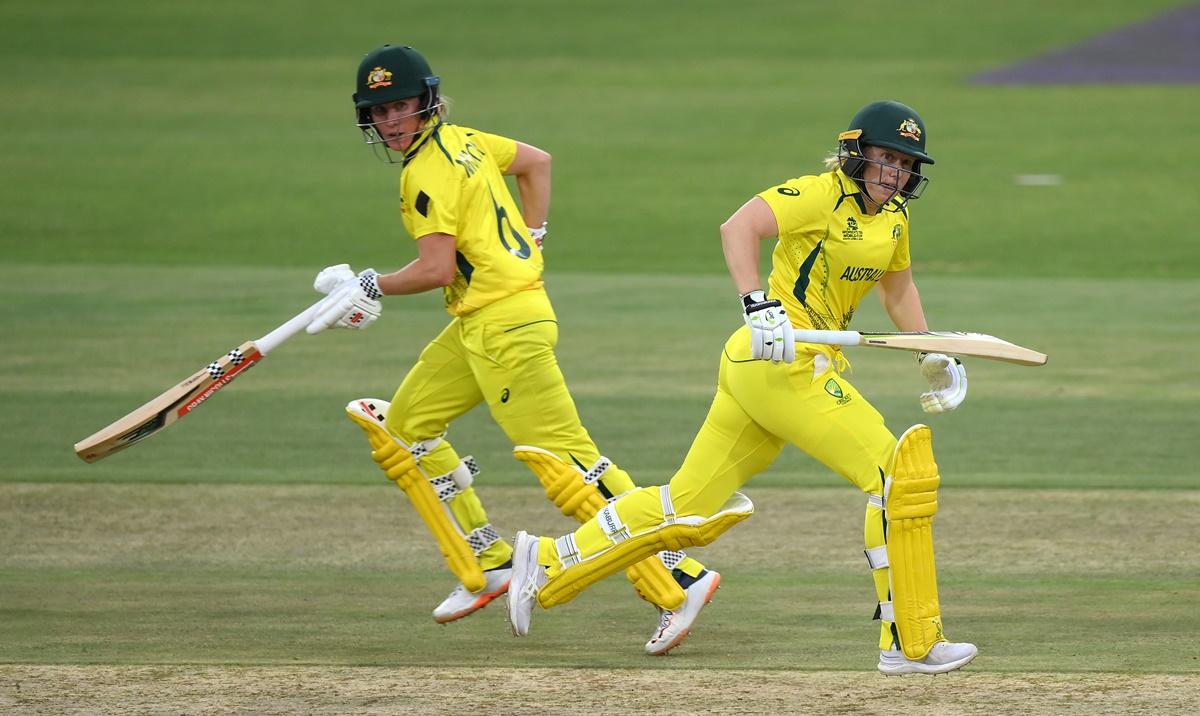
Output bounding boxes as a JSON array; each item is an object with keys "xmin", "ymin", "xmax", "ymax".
[
  {"xmin": 376, "ymin": 261, "xmax": 452, "ymax": 295},
  {"xmin": 721, "ymin": 227, "xmax": 761, "ymax": 295},
  {"xmin": 721, "ymin": 196, "xmax": 779, "ymax": 295},
  {"xmin": 877, "ymin": 268, "xmax": 929, "ymax": 332},
  {"xmin": 509, "ymin": 142, "xmax": 551, "ymax": 228},
  {"xmin": 376, "ymin": 233, "xmax": 458, "ymax": 295}
]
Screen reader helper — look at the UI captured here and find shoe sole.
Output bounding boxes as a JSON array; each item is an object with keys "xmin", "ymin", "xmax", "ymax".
[
  {"xmin": 433, "ymin": 580, "xmax": 511, "ymax": 624},
  {"xmin": 647, "ymin": 572, "xmax": 721, "ymax": 656},
  {"xmin": 878, "ymin": 650, "xmax": 977, "ymax": 675}
]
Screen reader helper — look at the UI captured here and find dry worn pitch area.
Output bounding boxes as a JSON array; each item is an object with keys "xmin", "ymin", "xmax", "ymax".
[{"xmin": 3, "ymin": 666, "xmax": 1198, "ymax": 715}]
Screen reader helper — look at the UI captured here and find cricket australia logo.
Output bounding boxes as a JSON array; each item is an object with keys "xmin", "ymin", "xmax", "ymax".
[
  {"xmin": 842, "ymin": 217, "xmax": 863, "ymax": 241},
  {"xmin": 897, "ymin": 118, "xmax": 922, "ymax": 141},
  {"xmin": 824, "ymin": 378, "xmax": 852, "ymax": 405},
  {"xmin": 892, "ymin": 224, "xmax": 902, "ymax": 243},
  {"xmin": 366, "ymin": 67, "xmax": 393, "ymax": 89}
]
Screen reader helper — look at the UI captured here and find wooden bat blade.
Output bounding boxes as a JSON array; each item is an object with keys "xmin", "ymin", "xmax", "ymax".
[
  {"xmin": 73, "ymin": 341, "xmax": 264, "ymax": 463},
  {"xmin": 857, "ymin": 332, "xmax": 1048, "ymax": 366}
]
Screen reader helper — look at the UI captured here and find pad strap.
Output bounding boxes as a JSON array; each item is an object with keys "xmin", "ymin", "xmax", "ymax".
[
  {"xmin": 864, "ymin": 546, "xmax": 890, "ymax": 570},
  {"xmin": 583, "ymin": 456, "xmax": 612, "ymax": 485},
  {"xmin": 658, "ymin": 550, "xmax": 684, "ymax": 570},
  {"xmin": 429, "ymin": 457, "xmax": 480, "ymax": 502},
  {"xmin": 659, "ymin": 486, "xmax": 676, "ymax": 525},
  {"xmin": 597, "ymin": 503, "xmax": 631, "ymax": 544},
  {"xmin": 406, "ymin": 435, "xmax": 443, "ymax": 462},
  {"xmin": 555, "ymin": 534, "xmax": 581, "ymax": 569},
  {"xmin": 466, "ymin": 524, "xmax": 501, "ymax": 555},
  {"xmin": 877, "ymin": 600, "xmax": 895, "ymax": 622}
]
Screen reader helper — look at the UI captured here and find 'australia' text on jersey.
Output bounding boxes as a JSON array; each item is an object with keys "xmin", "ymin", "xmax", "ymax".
[{"xmin": 840, "ymin": 266, "xmax": 886, "ymax": 282}]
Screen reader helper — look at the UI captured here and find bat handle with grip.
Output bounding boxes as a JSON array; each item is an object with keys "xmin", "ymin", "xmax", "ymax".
[
  {"xmin": 256, "ymin": 296, "xmax": 334, "ymax": 355},
  {"xmin": 792, "ymin": 329, "xmax": 863, "ymax": 347}
]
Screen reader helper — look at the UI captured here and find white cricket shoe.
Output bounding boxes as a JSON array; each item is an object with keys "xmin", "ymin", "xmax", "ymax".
[
  {"xmin": 432, "ymin": 565, "xmax": 511, "ymax": 624},
  {"xmin": 644, "ymin": 570, "xmax": 721, "ymax": 655},
  {"xmin": 877, "ymin": 640, "xmax": 978, "ymax": 675},
  {"xmin": 506, "ymin": 530, "xmax": 547, "ymax": 636}
]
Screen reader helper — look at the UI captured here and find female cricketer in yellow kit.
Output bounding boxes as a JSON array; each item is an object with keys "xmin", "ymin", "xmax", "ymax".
[
  {"xmin": 305, "ymin": 44, "xmax": 712, "ymax": 654},
  {"xmin": 507, "ymin": 100, "xmax": 978, "ymax": 673}
]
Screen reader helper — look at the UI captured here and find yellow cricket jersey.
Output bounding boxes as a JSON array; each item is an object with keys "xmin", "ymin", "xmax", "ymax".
[
  {"xmin": 399, "ymin": 121, "xmax": 544, "ymax": 316},
  {"xmin": 757, "ymin": 169, "xmax": 911, "ymax": 331}
]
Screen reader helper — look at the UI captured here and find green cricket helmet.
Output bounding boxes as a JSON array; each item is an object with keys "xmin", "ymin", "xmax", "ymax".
[
  {"xmin": 837, "ymin": 100, "xmax": 933, "ymax": 202},
  {"xmin": 352, "ymin": 45, "xmax": 442, "ymax": 149}
]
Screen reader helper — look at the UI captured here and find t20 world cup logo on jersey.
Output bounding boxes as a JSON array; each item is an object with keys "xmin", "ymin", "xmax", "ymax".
[{"xmin": 843, "ymin": 217, "xmax": 864, "ymax": 241}]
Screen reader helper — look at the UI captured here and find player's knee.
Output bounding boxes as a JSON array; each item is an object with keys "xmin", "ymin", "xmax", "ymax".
[{"xmin": 385, "ymin": 414, "xmax": 447, "ymax": 452}]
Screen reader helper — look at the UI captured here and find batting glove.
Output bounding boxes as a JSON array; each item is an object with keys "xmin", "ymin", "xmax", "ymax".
[
  {"xmin": 529, "ymin": 222, "xmax": 547, "ymax": 250},
  {"xmin": 918, "ymin": 352, "xmax": 968, "ymax": 413},
  {"xmin": 313, "ymin": 264, "xmax": 357, "ymax": 295},
  {"xmin": 306, "ymin": 276, "xmax": 382, "ymax": 334},
  {"xmin": 742, "ymin": 290, "xmax": 795, "ymax": 363}
]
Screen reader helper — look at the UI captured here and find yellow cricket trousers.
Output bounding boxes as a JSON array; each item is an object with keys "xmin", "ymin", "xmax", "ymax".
[{"xmin": 561, "ymin": 325, "xmax": 897, "ymax": 644}]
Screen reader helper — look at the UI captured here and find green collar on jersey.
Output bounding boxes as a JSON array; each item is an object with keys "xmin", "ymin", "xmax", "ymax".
[
  {"xmin": 832, "ymin": 168, "xmax": 907, "ymax": 217},
  {"xmin": 402, "ymin": 117, "xmax": 446, "ymax": 165}
]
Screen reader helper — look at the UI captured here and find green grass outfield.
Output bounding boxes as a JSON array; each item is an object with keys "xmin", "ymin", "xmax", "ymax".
[{"xmin": 2, "ymin": 1, "xmax": 1199, "ymax": 713}]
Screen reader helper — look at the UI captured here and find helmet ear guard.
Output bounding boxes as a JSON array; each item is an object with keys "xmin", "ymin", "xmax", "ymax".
[{"xmin": 837, "ymin": 129, "xmax": 867, "ymax": 180}]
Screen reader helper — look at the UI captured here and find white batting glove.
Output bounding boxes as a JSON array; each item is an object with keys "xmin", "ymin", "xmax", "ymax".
[
  {"xmin": 306, "ymin": 272, "xmax": 383, "ymax": 334},
  {"xmin": 918, "ymin": 352, "xmax": 968, "ymax": 413},
  {"xmin": 741, "ymin": 290, "xmax": 795, "ymax": 363},
  {"xmin": 528, "ymin": 222, "xmax": 547, "ymax": 250},
  {"xmin": 313, "ymin": 264, "xmax": 357, "ymax": 295}
]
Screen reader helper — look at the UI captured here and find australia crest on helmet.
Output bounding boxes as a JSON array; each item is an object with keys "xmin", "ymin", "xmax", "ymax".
[
  {"xmin": 897, "ymin": 117, "xmax": 922, "ymax": 142},
  {"xmin": 367, "ymin": 67, "xmax": 393, "ymax": 90}
]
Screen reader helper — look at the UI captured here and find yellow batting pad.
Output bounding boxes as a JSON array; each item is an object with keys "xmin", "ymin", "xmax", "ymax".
[
  {"xmin": 886, "ymin": 424, "xmax": 945, "ymax": 660},
  {"xmin": 514, "ymin": 446, "xmax": 609, "ymax": 519},
  {"xmin": 514, "ymin": 447, "xmax": 684, "ymax": 609},
  {"xmin": 347, "ymin": 399, "xmax": 485, "ymax": 593},
  {"xmin": 514, "ymin": 446, "xmax": 685, "ymax": 610},
  {"xmin": 537, "ymin": 490, "xmax": 753, "ymax": 609}
]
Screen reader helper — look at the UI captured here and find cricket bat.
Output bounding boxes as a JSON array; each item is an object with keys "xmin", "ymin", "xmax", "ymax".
[
  {"xmin": 793, "ymin": 330, "xmax": 1047, "ymax": 366},
  {"xmin": 73, "ymin": 296, "xmax": 330, "ymax": 463}
]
